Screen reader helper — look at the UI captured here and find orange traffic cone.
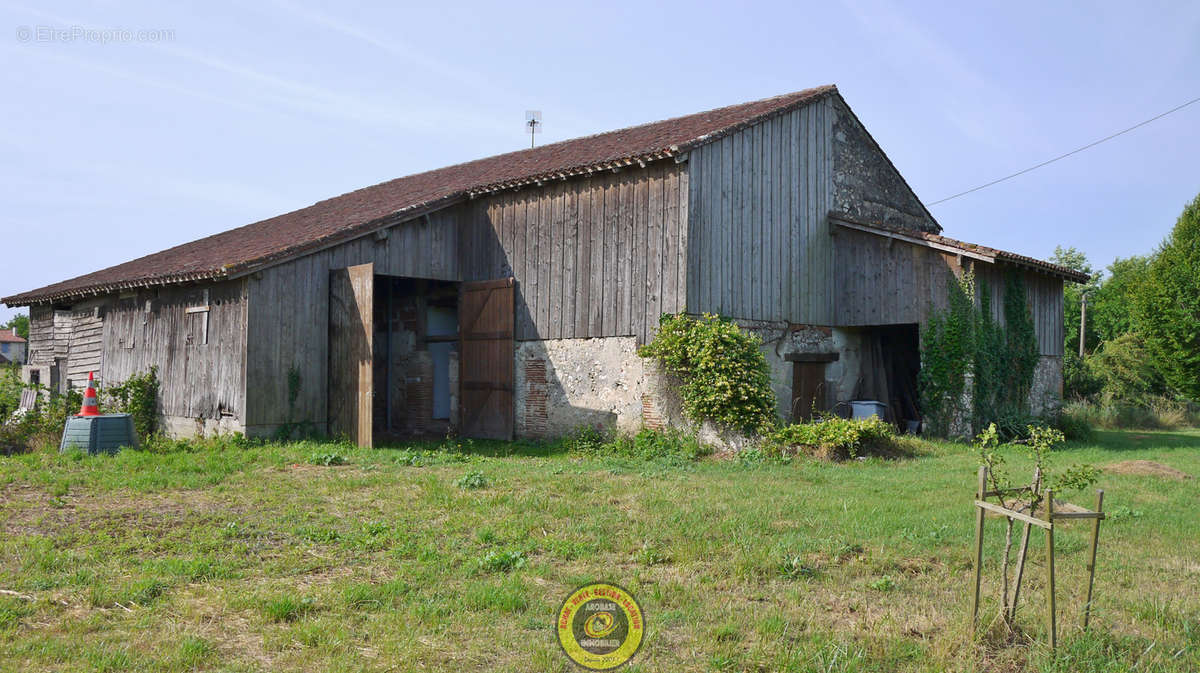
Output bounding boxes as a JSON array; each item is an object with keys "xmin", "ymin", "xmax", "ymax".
[{"xmin": 77, "ymin": 371, "xmax": 100, "ymax": 417}]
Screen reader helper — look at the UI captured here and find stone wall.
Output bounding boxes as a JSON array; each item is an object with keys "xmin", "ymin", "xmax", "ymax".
[
  {"xmin": 514, "ymin": 337, "xmax": 663, "ymax": 439},
  {"xmin": 1029, "ymin": 355, "xmax": 1063, "ymax": 417},
  {"xmin": 510, "ymin": 324, "xmax": 863, "ymax": 444},
  {"xmin": 831, "ymin": 97, "xmax": 939, "ymax": 234}
]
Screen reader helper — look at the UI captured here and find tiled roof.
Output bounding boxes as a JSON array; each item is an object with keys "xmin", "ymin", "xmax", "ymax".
[
  {"xmin": 829, "ymin": 213, "xmax": 1091, "ymax": 283},
  {"xmin": 0, "ymin": 331, "xmax": 26, "ymax": 343},
  {"xmin": 4, "ymin": 86, "xmax": 838, "ymax": 306}
]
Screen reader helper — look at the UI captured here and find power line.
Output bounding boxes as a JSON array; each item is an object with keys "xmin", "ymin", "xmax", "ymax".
[{"xmin": 927, "ymin": 94, "xmax": 1200, "ymax": 206}]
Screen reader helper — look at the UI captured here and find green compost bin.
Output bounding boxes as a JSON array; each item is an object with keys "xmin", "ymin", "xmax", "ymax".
[{"xmin": 59, "ymin": 414, "xmax": 138, "ymax": 455}]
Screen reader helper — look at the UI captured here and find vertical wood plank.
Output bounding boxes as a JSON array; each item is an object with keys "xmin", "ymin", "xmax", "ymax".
[
  {"xmin": 662, "ymin": 167, "xmax": 679, "ymax": 317},
  {"xmin": 645, "ymin": 165, "xmax": 665, "ymax": 342},
  {"xmin": 603, "ymin": 177, "xmax": 619, "ymax": 336},
  {"xmin": 632, "ymin": 170, "xmax": 649, "ymax": 343},
  {"xmin": 550, "ymin": 183, "xmax": 565, "ymax": 339},
  {"xmin": 575, "ymin": 178, "xmax": 591, "ymax": 338},
  {"xmin": 693, "ymin": 147, "xmax": 706, "ymax": 313},
  {"xmin": 617, "ymin": 173, "xmax": 632, "ymax": 335},
  {"xmin": 677, "ymin": 163, "xmax": 689, "ymax": 314},
  {"xmin": 561, "ymin": 183, "xmax": 578, "ymax": 339},
  {"xmin": 589, "ymin": 177, "xmax": 605, "ymax": 337}
]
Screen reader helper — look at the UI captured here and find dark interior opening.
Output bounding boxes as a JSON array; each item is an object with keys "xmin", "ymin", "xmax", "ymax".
[
  {"xmin": 373, "ymin": 276, "xmax": 459, "ymax": 440},
  {"xmin": 856, "ymin": 324, "xmax": 921, "ymax": 429}
]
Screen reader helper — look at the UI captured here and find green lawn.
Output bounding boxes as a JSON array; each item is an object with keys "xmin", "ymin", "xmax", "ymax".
[{"xmin": 0, "ymin": 430, "xmax": 1197, "ymax": 672}]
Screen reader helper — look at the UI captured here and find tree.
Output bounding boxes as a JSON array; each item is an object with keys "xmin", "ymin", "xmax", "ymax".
[
  {"xmin": 1, "ymin": 314, "xmax": 28, "ymax": 341},
  {"xmin": 1051, "ymin": 246, "xmax": 1099, "ymax": 355},
  {"xmin": 1135, "ymin": 194, "xmax": 1200, "ymax": 400},
  {"xmin": 1089, "ymin": 255, "xmax": 1150, "ymax": 345}
]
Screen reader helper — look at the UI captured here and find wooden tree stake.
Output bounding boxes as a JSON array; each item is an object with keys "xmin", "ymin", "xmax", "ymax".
[
  {"xmin": 1044, "ymin": 490, "xmax": 1056, "ymax": 650},
  {"xmin": 1007, "ymin": 467, "xmax": 1040, "ymax": 622},
  {"xmin": 1083, "ymin": 489, "xmax": 1104, "ymax": 629},
  {"xmin": 971, "ymin": 466, "xmax": 987, "ymax": 631}
]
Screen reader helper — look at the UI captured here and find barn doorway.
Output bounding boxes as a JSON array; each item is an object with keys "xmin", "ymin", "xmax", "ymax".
[
  {"xmin": 327, "ymin": 266, "xmax": 515, "ymax": 446},
  {"xmin": 372, "ymin": 276, "xmax": 460, "ymax": 441},
  {"xmin": 854, "ymin": 324, "xmax": 921, "ymax": 429}
]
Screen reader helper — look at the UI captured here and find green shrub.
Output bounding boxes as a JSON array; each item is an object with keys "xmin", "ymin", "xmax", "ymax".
[
  {"xmin": 1, "ymin": 386, "xmax": 82, "ymax": 455},
  {"xmin": 1063, "ymin": 351, "xmax": 1103, "ymax": 400},
  {"xmin": 564, "ymin": 426, "xmax": 708, "ymax": 462},
  {"xmin": 103, "ymin": 367, "xmax": 159, "ymax": 440},
  {"xmin": 637, "ymin": 313, "xmax": 777, "ymax": 434},
  {"xmin": 764, "ymin": 416, "xmax": 895, "ymax": 460},
  {"xmin": 1055, "ymin": 407, "xmax": 1094, "ymax": 441},
  {"xmin": 0, "ymin": 363, "xmax": 23, "ymax": 419}
]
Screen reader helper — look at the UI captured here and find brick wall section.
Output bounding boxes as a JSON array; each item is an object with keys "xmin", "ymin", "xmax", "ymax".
[
  {"xmin": 405, "ymin": 351, "xmax": 433, "ymax": 435},
  {"xmin": 641, "ymin": 393, "xmax": 664, "ymax": 431},
  {"xmin": 523, "ymin": 356, "xmax": 549, "ymax": 437}
]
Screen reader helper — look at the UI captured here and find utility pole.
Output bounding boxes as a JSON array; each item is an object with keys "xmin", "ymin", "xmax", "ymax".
[{"xmin": 1078, "ymin": 291, "xmax": 1089, "ymax": 358}]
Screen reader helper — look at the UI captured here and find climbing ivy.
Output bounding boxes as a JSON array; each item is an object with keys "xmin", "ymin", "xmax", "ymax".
[
  {"xmin": 920, "ymin": 271, "xmax": 1040, "ymax": 437},
  {"xmin": 919, "ymin": 273, "xmax": 977, "ymax": 436},
  {"xmin": 638, "ymin": 313, "xmax": 777, "ymax": 435},
  {"xmin": 104, "ymin": 367, "xmax": 160, "ymax": 440},
  {"xmin": 1001, "ymin": 272, "xmax": 1039, "ymax": 410}
]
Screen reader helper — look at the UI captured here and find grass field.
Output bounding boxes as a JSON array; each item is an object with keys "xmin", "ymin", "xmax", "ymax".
[{"xmin": 0, "ymin": 429, "xmax": 1197, "ymax": 672}]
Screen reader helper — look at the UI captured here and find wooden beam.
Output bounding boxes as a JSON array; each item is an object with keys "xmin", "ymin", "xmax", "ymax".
[
  {"xmin": 974, "ymin": 500, "xmax": 1052, "ymax": 530},
  {"xmin": 830, "ymin": 217, "xmax": 996, "ymax": 264},
  {"xmin": 784, "ymin": 352, "xmax": 840, "ymax": 363}
]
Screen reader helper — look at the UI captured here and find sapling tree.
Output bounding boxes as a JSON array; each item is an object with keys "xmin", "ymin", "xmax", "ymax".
[{"xmin": 975, "ymin": 423, "xmax": 1099, "ymax": 625}]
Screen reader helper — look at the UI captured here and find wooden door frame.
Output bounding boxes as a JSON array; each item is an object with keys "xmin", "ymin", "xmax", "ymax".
[{"xmin": 328, "ymin": 263, "xmax": 374, "ymax": 447}]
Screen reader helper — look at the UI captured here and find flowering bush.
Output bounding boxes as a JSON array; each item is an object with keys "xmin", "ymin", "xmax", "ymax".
[{"xmin": 638, "ymin": 313, "xmax": 777, "ymax": 435}]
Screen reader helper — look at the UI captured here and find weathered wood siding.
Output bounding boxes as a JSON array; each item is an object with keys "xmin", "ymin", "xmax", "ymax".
[
  {"xmin": 26, "ymin": 305, "xmax": 60, "ymax": 365},
  {"xmin": 102, "ymin": 280, "xmax": 249, "ymax": 421},
  {"xmin": 246, "ymin": 161, "xmax": 689, "ymax": 431},
  {"xmin": 245, "ymin": 211, "xmax": 460, "ymax": 431},
  {"xmin": 460, "ymin": 161, "xmax": 689, "ymax": 343},
  {"xmin": 833, "ymin": 227, "xmax": 1065, "ymax": 356},
  {"xmin": 685, "ymin": 97, "xmax": 834, "ymax": 323},
  {"xmin": 28, "ymin": 301, "xmax": 106, "ymax": 388},
  {"xmin": 833, "ymin": 225, "xmax": 961, "ymax": 328},
  {"xmin": 66, "ymin": 304, "xmax": 104, "ymax": 388}
]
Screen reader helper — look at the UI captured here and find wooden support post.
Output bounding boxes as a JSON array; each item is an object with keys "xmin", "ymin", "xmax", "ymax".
[
  {"xmin": 1008, "ymin": 521, "xmax": 1032, "ymax": 622},
  {"xmin": 1083, "ymin": 489, "xmax": 1104, "ymax": 629},
  {"xmin": 1044, "ymin": 490, "xmax": 1057, "ymax": 650},
  {"xmin": 1008, "ymin": 468, "xmax": 1040, "ymax": 623},
  {"xmin": 971, "ymin": 466, "xmax": 987, "ymax": 632}
]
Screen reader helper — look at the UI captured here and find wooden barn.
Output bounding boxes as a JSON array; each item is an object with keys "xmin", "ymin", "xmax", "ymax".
[{"xmin": 4, "ymin": 85, "xmax": 1087, "ymax": 444}]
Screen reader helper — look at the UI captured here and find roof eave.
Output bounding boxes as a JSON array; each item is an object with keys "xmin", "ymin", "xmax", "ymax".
[{"xmin": 828, "ymin": 212, "xmax": 1090, "ymax": 283}]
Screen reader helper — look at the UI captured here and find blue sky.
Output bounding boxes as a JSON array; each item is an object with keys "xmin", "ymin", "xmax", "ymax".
[{"xmin": 2, "ymin": 0, "xmax": 1198, "ymax": 323}]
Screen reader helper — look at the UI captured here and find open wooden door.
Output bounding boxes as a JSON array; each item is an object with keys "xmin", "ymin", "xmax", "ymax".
[
  {"xmin": 459, "ymin": 278, "xmax": 514, "ymax": 439},
  {"xmin": 328, "ymin": 263, "xmax": 374, "ymax": 447}
]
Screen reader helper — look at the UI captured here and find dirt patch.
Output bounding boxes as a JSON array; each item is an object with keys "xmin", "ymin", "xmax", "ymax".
[{"xmin": 1105, "ymin": 460, "xmax": 1192, "ymax": 480}]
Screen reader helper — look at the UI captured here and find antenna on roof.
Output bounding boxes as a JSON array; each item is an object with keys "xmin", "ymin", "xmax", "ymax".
[{"xmin": 525, "ymin": 110, "xmax": 542, "ymax": 148}]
